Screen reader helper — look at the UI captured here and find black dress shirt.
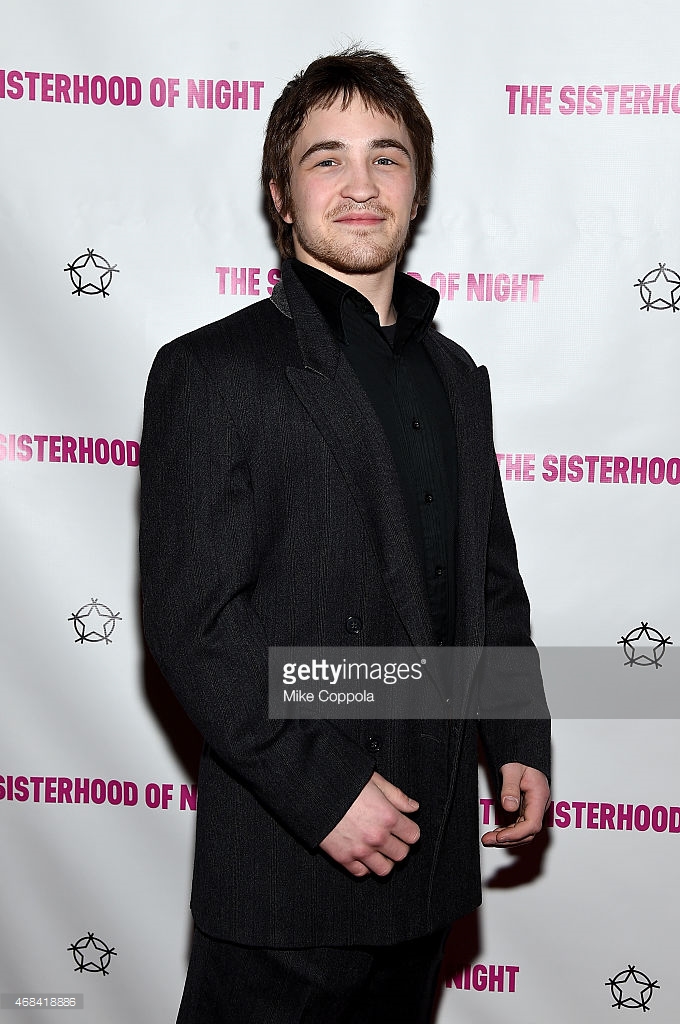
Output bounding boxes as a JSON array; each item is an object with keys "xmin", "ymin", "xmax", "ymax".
[{"xmin": 291, "ymin": 259, "xmax": 459, "ymax": 645}]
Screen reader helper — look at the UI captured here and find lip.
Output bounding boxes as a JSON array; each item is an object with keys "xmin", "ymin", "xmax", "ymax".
[{"xmin": 333, "ymin": 214, "xmax": 385, "ymax": 224}]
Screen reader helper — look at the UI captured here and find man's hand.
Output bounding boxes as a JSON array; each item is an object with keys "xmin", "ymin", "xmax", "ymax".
[
  {"xmin": 481, "ymin": 763, "xmax": 550, "ymax": 848},
  {"xmin": 319, "ymin": 772, "xmax": 420, "ymax": 877}
]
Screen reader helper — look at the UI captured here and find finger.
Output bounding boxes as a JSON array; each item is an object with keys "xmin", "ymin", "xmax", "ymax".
[
  {"xmin": 489, "ymin": 818, "xmax": 537, "ymax": 845},
  {"xmin": 389, "ymin": 812, "xmax": 421, "ymax": 846},
  {"xmin": 346, "ymin": 860, "xmax": 371, "ymax": 877},
  {"xmin": 518, "ymin": 791, "xmax": 548, "ymax": 831},
  {"xmin": 481, "ymin": 802, "xmax": 546, "ymax": 846},
  {"xmin": 379, "ymin": 834, "xmax": 412, "ymax": 863},
  {"xmin": 481, "ymin": 822, "xmax": 530, "ymax": 846},
  {"xmin": 482, "ymin": 803, "xmax": 543, "ymax": 845},
  {"xmin": 347, "ymin": 813, "xmax": 418, "ymax": 859},
  {"xmin": 481, "ymin": 826, "xmax": 504, "ymax": 847},
  {"xmin": 371, "ymin": 773, "xmax": 419, "ymax": 812},
  {"xmin": 499, "ymin": 762, "xmax": 524, "ymax": 813},
  {"xmin": 361, "ymin": 850, "xmax": 399, "ymax": 877}
]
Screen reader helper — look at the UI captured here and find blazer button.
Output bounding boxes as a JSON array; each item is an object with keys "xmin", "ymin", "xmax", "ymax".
[
  {"xmin": 367, "ymin": 735, "xmax": 382, "ymax": 753},
  {"xmin": 345, "ymin": 615, "xmax": 363, "ymax": 634}
]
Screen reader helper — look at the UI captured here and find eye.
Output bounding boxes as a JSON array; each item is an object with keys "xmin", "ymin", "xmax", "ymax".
[
  {"xmin": 315, "ymin": 158, "xmax": 337, "ymax": 167},
  {"xmin": 375, "ymin": 157, "xmax": 396, "ymax": 165}
]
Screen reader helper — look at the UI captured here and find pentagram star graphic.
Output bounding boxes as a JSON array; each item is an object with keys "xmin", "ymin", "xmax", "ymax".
[
  {"xmin": 634, "ymin": 262, "xmax": 680, "ymax": 311},
  {"xmin": 64, "ymin": 248, "xmax": 119, "ymax": 297},
  {"xmin": 617, "ymin": 621, "xmax": 672, "ymax": 668},
  {"xmin": 606, "ymin": 964, "xmax": 659, "ymax": 1011},
  {"xmin": 68, "ymin": 932, "xmax": 117, "ymax": 976},
  {"xmin": 68, "ymin": 598, "xmax": 122, "ymax": 644}
]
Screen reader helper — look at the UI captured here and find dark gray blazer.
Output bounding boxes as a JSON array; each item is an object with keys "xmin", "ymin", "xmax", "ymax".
[{"xmin": 139, "ymin": 260, "xmax": 550, "ymax": 947}]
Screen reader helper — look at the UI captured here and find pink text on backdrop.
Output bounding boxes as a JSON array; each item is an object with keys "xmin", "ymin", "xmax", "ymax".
[
  {"xmin": 0, "ymin": 775, "xmax": 197, "ymax": 811},
  {"xmin": 406, "ymin": 272, "xmax": 544, "ymax": 302},
  {"xmin": 216, "ymin": 268, "xmax": 543, "ymax": 302},
  {"xmin": 507, "ymin": 82, "xmax": 680, "ymax": 115},
  {"xmin": 547, "ymin": 800, "xmax": 680, "ymax": 833},
  {"xmin": 542, "ymin": 453, "xmax": 680, "ymax": 485},
  {"xmin": 186, "ymin": 80, "xmax": 264, "ymax": 109},
  {"xmin": 216, "ymin": 266, "xmax": 264, "ymax": 296},
  {"xmin": 0, "ymin": 434, "xmax": 138, "ymax": 466},
  {"xmin": 496, "ymin": 453, "xmax": 536, "ymax": 481},
  {"xmin": 0, "ymin": 775, "xmax": 139, "ymax": 805},
  {"xmin": 446, "ymin": 965, "xmax": 519, "ymax": 993},
  {"xmin": 0, "ymin": 70, "xmax": 264, "ymax": 109},
  {"xmin": 494, "ymin": 453, "xmax": 680, "ymax": 485},
  {"xmin": 480, "ymin": 796, "xmax": 680, "ymax": 833},
  {"xmin": 0, "ymin": 70, "xmax": 143, "ymax": 105}
]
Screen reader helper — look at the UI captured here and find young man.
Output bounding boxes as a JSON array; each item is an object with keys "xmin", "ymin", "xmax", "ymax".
[{"xmin": 140, "ymin": 48, "xmax": 550, "ymax": 1024}]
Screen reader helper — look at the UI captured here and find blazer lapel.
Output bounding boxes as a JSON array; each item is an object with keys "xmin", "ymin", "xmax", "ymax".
[{"xmin": 277, "ymin": 266, "xmax": 434, "ymax": 648}]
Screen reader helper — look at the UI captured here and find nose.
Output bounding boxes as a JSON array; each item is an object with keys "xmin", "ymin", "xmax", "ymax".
[{"xmin": 340, "ymin": 158, "xmax": 379, "ymax": 204}]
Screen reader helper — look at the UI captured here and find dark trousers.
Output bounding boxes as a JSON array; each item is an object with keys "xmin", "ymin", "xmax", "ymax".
[{"xmin": 177, "ymin": 925, "xmax": 449, "ymax": 1024}]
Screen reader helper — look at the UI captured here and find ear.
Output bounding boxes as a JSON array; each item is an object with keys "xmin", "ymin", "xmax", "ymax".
[
  {"xmin": 269, "ymin": 180, "xmax": 293, "ymax": 225},
  {"xmin": 410, "ymin": 200, "xmax": 419, "ymax": 221}
]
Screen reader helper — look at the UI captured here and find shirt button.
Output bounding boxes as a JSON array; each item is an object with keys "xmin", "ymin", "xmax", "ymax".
[
  {"xmin": 412, "ymin": 418, "xmax": 421, "ymax": 430},
  {"xmin": 367, "ymin": 735, "xmax": 382, "ymax": 753},
  {"xmin": 424, "ymin": 492, "xmax": 434, "ymax": 503},
  {"xmin": 434, "ymin": 566, "xmax": 444, "ymax": 577},
  {"xmin": 345, "ymin": 615, "xmax": 363, "ymax": 634}
]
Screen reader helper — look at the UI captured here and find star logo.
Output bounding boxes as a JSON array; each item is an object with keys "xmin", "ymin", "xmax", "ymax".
[
  {"xmin": 617, "ymin": 622, "xmax": 672, "ymax": 668},
  {"xmin": 634, "ymin": 263, "xmax": 680, "ymax": 311},
  {"xmin": 68, "ymin": 932, "xmax": 117, "ymax": 976},
  {"xmin": 606, "ymin": 964, "xmax": 659, "ymax": 1011},
  {"xmin": 64, "ymin": 249, "xmax": 119, "ymax": 297},
  {"xmin": 68, "ymin": 598, "xmax": 122, "ymax": 644}
]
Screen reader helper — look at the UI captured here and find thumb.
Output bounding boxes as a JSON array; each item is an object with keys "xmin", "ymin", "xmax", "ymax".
[
  {"xmin": 371, "ymin": 772, "xmax": 419, "ymax": 811},
  {"xmin": 500, "ymin": 762, "xmax": 524, "ymax": 813}
]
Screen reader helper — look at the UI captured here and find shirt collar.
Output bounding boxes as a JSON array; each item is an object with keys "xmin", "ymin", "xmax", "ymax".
[{"xmin": 290, "ymin": 258, "xmax": 440, "ymax": 350}]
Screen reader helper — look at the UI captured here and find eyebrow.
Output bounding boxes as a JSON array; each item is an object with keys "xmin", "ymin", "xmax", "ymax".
[{"xmin": 298, "ymin": 138, "xmax": 413, "ymax": 165}]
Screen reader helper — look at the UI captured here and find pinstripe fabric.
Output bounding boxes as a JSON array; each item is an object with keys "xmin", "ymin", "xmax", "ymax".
[{"xmin": 139, "ymin": 259, "xmax": 550, "ymax": 947}]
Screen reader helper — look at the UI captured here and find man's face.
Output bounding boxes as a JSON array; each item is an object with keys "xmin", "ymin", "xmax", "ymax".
[{"xmin": 271, "ymin": 96, "xmax": 418, "ymax": 277}]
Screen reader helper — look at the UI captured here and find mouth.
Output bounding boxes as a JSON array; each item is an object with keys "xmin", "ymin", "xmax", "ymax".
[{"xmin": 333, "ymin": 214, "xmax": 385, "ymax": 226}]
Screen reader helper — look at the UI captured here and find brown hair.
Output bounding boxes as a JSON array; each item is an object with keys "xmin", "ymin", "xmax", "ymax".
[{"xmin": 261, "ymin": 47, "xmax": 434, "ymax": 259}]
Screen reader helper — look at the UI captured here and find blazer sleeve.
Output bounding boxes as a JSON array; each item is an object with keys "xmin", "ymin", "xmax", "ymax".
[
  {"xmin": 476, "ymin": 461, "xmax": 551, "ymax": 789},
  {"xmin": 139, "ymin": 339, "xmax": 376, "ymax": 849}
]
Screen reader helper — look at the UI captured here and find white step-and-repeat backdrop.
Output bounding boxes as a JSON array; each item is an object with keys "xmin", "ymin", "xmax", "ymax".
[{"xmin": 2, "ymin": 1, "xmax": 678, "ymax": 1020}]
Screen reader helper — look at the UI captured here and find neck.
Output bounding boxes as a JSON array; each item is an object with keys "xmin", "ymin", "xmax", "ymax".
[{"xmin": 293, "ymin": 252, "xmax": 397, "ymax": 325}]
